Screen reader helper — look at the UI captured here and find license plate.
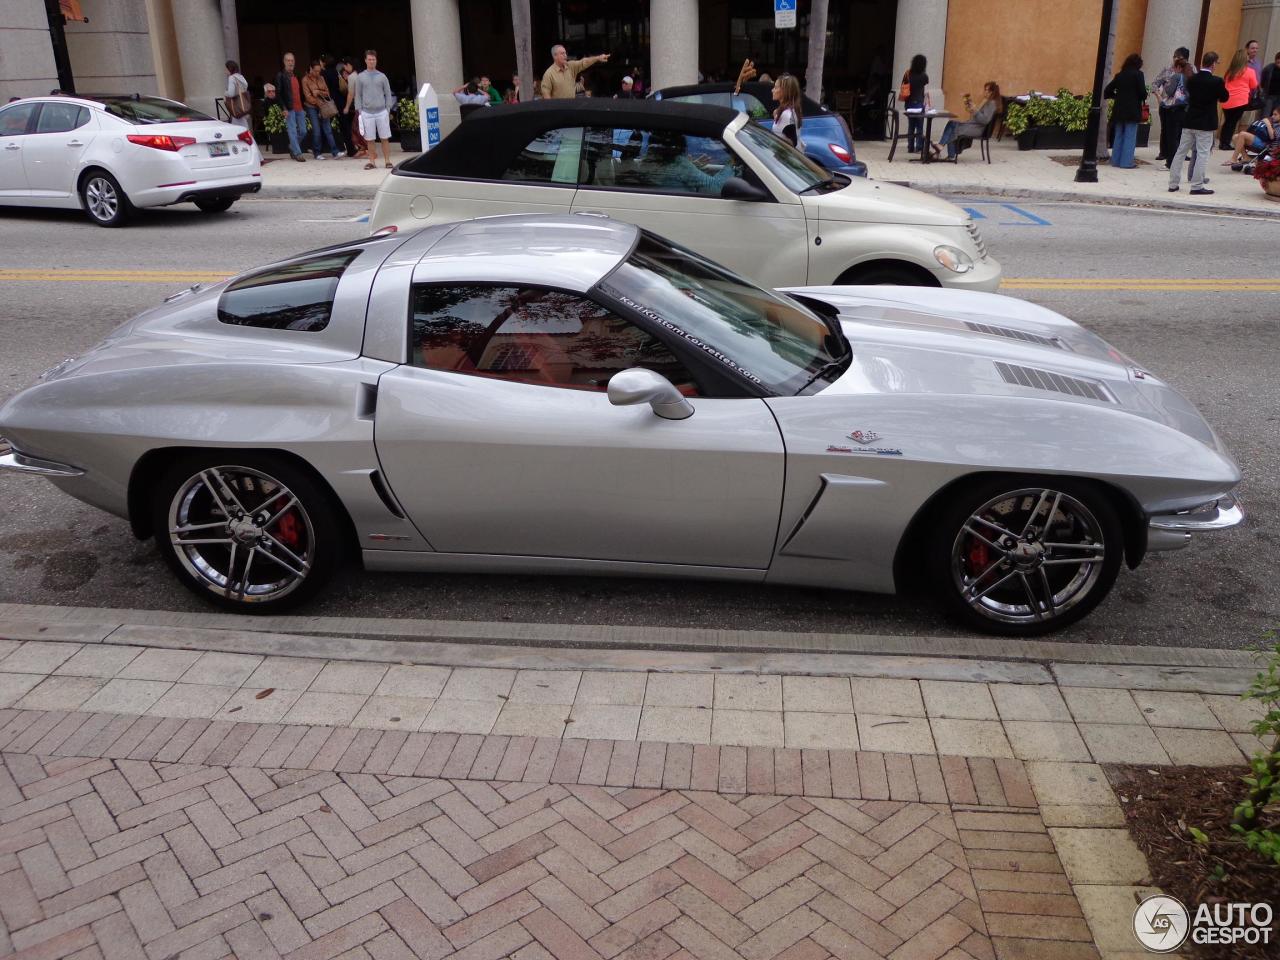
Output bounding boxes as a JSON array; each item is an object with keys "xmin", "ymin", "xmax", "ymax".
[{"xmin": 208, "ymin": 142, "xmax": 230, "ymax": 157}]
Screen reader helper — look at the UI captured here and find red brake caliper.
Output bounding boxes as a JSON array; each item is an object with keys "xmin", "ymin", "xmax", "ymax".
[
  {"xmin": 968, "ymin": 537, "xmax": 990, "ymax": 578},
  {"xmin": 275, "ymin": 511, "xmax": 302, "ymax": 549}
]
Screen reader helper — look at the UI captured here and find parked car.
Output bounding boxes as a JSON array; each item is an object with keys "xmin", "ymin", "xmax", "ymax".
[
  {"xmin": 370, "ymin": 100, "xmax": 997, "ymax": 291},
  {"xmin": 0, "ymin": 216, "xmax": 1242, "ymax": 634},
  {"xmin": 650, "ymin": 81, "xmax": 867, "ymax": 178},
  {"xmin": 0, "ymin": 94, "xmax": 261, "ymax": 226}
]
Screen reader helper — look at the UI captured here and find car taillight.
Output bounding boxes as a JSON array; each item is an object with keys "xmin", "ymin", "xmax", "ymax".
[
  {"xmin": 828, "ymin": 143, "xmax": 853, "ymax": 163},
  {"xmin": 127, "ymin": 134, "xmax": 197, "ymax": 152},
  {"xmin": 237, "ymin": 130, "xmax": 254, "ymax": 145}
]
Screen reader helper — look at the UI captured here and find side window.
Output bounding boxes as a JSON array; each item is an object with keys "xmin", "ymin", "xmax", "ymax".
[
  {"xmin": 502, "ymin": 126, "xmax": 583, "ymax": 184},
  {"xmin": 35, "ymin": 103, "xmax": 88, "ymax": 134},
  {"xmin": 583, "ymin": 126, "xmax": 743, "ymax": 195},
  {"xmin": 0, "ymin": 103, "xmax": 38, "ymax": 137},
  {"xmin": 217, "ymin": 251, "xmax": 360, "ymax": 332},
  {"xmin": 411, "ymin": 285, "xmax": 698, "ymax": 394}
]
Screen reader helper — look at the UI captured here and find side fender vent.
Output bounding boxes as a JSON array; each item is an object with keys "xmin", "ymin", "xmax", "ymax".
[
  {"xmin": 995, "ymin": 362, "xmax": 1113, "ymax": 402},
  {"xmin": 369, "ymin": 470, "xmax": 405, "ymax": 519},
  {"xmin": 964, "ymin": 321, "xmax": 1063, "ymax": 349}
]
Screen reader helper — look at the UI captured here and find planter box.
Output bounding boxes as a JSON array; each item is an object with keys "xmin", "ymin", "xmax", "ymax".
[
  {"xmin": 268, "ymin": 132, "xmax": 291, "ymax": 154},
  {"xmin": 400, "ymin": 131, "xmax": 421, "ymax": 153},
  {"xmin": 1015, "ymin": 126, "xmax": 1087, "ymax": 150}
]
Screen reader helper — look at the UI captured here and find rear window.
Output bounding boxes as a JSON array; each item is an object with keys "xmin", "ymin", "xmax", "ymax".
[
  {"xmin": 96, "ymin": 96, "xmax": 211, "ymax": 124},
  {"xmin": 217, "ymin": 251, "xmax": 360, "ymax": 332}
]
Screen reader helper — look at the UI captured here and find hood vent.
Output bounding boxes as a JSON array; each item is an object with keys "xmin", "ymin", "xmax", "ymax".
[
  {"xmin": 995, "ymin": 362, "xmax": 1113, "ymax": 402},
  {"xmin": 964, "ymin": 321, "xmax": 1062, "ymax": 349}
]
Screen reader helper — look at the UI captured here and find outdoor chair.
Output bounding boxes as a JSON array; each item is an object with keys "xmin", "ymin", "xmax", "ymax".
[
  {"xmin": 834, "ymin": 90, "xmax": 856, "ymax": 130},
  {"xmin": 885, "ymin": 89, "xmax": 910, "ymax": 160}
]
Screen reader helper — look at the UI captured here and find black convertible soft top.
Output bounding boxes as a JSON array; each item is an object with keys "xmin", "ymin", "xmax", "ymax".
[{"xmin": 399, "ymin": 99, "xmax": 741, "ymax": 180}]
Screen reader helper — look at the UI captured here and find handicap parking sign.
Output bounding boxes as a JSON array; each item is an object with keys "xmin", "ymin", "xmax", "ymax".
[{"xmin": 775, "ymin": 0, "xmax": 796, "ymax": 28}]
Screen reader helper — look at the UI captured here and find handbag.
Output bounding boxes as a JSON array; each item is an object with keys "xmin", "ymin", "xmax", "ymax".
[
  {"xmin": 226, "ymin": 90, "xmax": 250, "ymax": 119},
  {"xmin": 898, "ymin": 74, "xmax": 911, "ymax": 102},
  {"xmin": 319, "ymin": 98, "xmax": 338, "ymax": 120}
]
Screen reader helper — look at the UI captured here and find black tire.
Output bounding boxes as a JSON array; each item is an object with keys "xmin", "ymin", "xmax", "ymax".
[
  {"xmin": 924, "ymin": 476, "xmax": 1125, "ymax": 636},
  {"xmin": 80, "ymin": 170, "xmax": 131, "ymax": 227},
  {"xmin": 194, "ymin": 197, "xmax": 235, "ymax": 213},
  {"xmin": 150, "ymin": 452, "xmax": 341, "ymax": 613},
  {"xmin": 839, "ymin": 263, "xmax": 932, "ymax": 286}
]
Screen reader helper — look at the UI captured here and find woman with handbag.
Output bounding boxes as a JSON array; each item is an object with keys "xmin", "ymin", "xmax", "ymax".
[
  {"xmin": 901, "ymin": 54, "xmax": 930, "ymax": 155},
  {"xmin": 224, "ymin": 60, "xmax": 251, "ymax": 131},
  {"xmin": 302, "ymin": 59, "xmax": 342, "ymax": 160}
]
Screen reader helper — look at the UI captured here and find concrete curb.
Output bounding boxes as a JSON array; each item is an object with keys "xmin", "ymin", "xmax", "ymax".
[{"xmin": 252, "ymin": 179, "xmax": 1280, "ymax": 218}]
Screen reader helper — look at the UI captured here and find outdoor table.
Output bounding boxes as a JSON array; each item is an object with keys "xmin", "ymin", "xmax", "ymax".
[{"xmin": 906, "ymin": 110, "xmax": 956, "ymax": 163}]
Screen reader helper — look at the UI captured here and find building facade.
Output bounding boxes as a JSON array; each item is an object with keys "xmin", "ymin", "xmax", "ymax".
[{"xmin": 3, "ymin": 0, "xmax": 1278, "ymax": 138}]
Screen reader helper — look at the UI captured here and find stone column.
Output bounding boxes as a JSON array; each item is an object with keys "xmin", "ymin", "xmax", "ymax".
[
  {"xmin": 170, "ymin": 0, "xmax": 225, "ymax": 111},
  {"xmin": 892, "ymin": 0, "xmax": 948, "ymax": 111},
  {"xmin": 1141, "ymin": 0, "xmax": 1201, "ymax": 143},
  {"xmin": 651, "ymin": 0, "xmax": 699, "ymax": 89},
  {"xmin": 0, "ymin": 0, "xmax": 60, "ymax": 99},
  {"xmin": 410, "ymin": 0, "xmax": 463, "ymax": 138}
]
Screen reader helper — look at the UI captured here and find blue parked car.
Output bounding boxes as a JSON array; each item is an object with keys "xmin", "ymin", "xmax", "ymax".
[{"xmin": 650, "ymin": 82, "xmax": 867, "ymax": 178}]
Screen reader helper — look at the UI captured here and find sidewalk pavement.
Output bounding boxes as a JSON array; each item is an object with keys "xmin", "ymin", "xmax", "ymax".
[
  {"xmin": 0, "ymin": 613, "xmax": 1266, "ymax": 960},
  {"xmin": 254, "ymin": 135, "xmax": 1280, "ymax": 218}
]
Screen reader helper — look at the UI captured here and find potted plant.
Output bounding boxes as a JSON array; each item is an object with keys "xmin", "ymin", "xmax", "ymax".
[
  {"xmin": 397, "ymin": 98, "xmax": 421, "ymax": 153},
  {"xmin": 263, "ymin": 104, "xmax": 290, "ymax": 154},
  {"xmin": 1005, "ymin": 89, "xmax": 1091, "ymax": 150},
  {"xmin": 1254, "ymin": 143, "xmax": 1280, "ymax": 200}
]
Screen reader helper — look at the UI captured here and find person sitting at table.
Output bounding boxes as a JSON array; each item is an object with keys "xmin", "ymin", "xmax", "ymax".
[{"xmin": 932, "ymin": 81, "xmax": 1001, "ymax": 160}]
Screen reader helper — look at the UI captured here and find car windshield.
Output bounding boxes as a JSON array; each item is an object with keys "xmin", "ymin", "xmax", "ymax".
[
  {"xmin": 597, "ymin": 232, "xmax": 846, "ymax": 396},
  {"xmin": 93, "ymin": 96, "xmax": 211, "ymax": 124},
  {"xmin": 734, "ymin": 120, "xmax": 832, "ymax": 193}
]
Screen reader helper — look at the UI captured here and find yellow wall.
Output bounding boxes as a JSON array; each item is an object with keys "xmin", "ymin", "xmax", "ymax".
[{"xmin": 944, "ymin": 0, "xmax": 1247, "ymax": 109}]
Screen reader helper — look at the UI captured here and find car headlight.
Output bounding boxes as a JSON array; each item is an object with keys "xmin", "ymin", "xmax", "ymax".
[{"xmin": 933, "ymin": 245, "xmax": 974, "ymax": 273}]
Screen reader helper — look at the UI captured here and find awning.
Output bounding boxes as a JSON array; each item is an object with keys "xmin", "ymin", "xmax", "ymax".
[{"xmin": 60, "ymin": 0, "xmax": 88, "ymax": 22}]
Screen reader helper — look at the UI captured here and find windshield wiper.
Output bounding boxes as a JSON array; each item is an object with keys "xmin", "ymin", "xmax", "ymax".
[
  {"xmin": 797, "ymin": 177, "xmax": 838, "ymax": 195},
  {"xmin": 795, "ymin": 354, "xmax": 851, "ymax": 394}
]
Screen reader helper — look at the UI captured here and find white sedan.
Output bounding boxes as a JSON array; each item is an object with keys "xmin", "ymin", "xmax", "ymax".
[{"xmin": 0, "ymin": 94, "xmax": 261, "ymax": 226}]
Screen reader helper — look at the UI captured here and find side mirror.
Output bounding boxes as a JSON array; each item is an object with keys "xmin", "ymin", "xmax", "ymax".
[
  {"xmin": 607, "ymin": 368, "xmax": 694, "ymax": 420},
  {"xmin": 720, "ymin": 176, "xmax": 770, "ymax": 202}
]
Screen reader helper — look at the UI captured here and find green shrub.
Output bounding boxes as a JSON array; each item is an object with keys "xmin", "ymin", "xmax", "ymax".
[
  {"xmin": 1231, "ymin": 634, "xmax": 1280, "ymax": 864},
  {"xmin": 264, "ymin": 104, "xmax": 286, "ymax": 134},
  {"xmin": 397, "ymin": 98, "xmax": 419, "ymax": 132},
  {"xmin": 1004, "ymin": 89, "xmax": 1093, "ymax": 136}
]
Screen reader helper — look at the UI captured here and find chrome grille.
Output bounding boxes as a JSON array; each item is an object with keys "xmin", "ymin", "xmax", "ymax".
[
  {"xmin": 964, "ymin": 322, "xmax": 1062, "ymax": 348},
  {"xmin": 995, "ymin": 362, "xmax": 1113, "ymax": 402},
  {"xmin": 965, "ymin": 220, "xmax": 987, "ymax": 258}
]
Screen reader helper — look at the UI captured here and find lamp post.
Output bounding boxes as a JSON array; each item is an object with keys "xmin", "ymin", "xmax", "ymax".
[{"xmin": 1075, "ymin": 0, "xmax": 1118, "ymax": 183}]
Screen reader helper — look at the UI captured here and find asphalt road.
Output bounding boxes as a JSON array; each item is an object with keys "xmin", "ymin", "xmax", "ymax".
[{"xmin": 0, "ymin": 196, "xmax": 1276, "ymax": 647}]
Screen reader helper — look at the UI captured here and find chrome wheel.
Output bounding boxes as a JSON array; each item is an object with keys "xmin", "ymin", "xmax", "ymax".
[
  {"xmin": 167, "ymin": 465, "xmax": 314, "ymax": 603},
  {"xmin": 950, "ymin": 487, "xmax": 1109, "ymax": 626},
  {"xmin": 84, "ymin": 176, "xmax": 119, "ymax": 223}
]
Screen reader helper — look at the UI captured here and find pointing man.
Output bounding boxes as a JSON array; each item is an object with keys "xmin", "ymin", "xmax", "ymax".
[{"xmin": 540, "ymin": 44, "xmax": 609, "ymax": 100}]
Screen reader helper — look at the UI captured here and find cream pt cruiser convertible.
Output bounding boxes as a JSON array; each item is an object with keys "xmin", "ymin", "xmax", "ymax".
[{"xmin": 369, "ymin": 100, "xmax": 1000, "ymax": 291}]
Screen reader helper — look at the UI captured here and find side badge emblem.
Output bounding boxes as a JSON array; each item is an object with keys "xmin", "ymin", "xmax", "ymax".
[{"xmin": 848, "ymin": 430, "xmax": 881, "ymax": 445}]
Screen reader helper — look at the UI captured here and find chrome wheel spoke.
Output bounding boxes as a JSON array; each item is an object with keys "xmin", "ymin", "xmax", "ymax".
[
  {"xmin": 1044, "ymin": 541, "xmax": 1104, "ymax": 555},
  {"xmin": 172, "ymin": 537, "xmax": 235, "ymax": 546},
  {"xmin": 964, "ymin": 568, "xmax": 1019, "ymax": 604},
  {"xmin": 262, "ymin": 496, "xmax": 299, "ymax": 530},
  {"xmin": 224, "ymin": 542, "xmax": 239, "ymax": 598},
  {"xmin": 208, "ymin": 467, "xmax": 250, "ymax": 516},
  {"xmin": 171, "ymin": 521, "xmax": 227, "ymax": 535},
  {"xmin": 971, "ymin": 514, "xmax": 1019, "ymax": 540},
  {"xmin": 257, "ymin": 538, "xmax": 308, "ymax": 578},
  {"xmin": 1021, "ymin": 489, "xmax": 1052, "ymax": 537},
  {"xmin": 235, "ymin": 547, "xmax": 257, "ymax": 600},
  {"xmin": 1037, "ymin": 568, "xmax": 1059, "ymax": 616},
  {"xmin": 1018, "ymin": 573, "xmax": 1043, "ymax": 620},
  {"xmin": 1042, "ymin": 557, "xmax": 1094, "ymax": 566},
  {"xmin": 962, "ymin": 525, "xmax": 1009, "ymax": 555}
]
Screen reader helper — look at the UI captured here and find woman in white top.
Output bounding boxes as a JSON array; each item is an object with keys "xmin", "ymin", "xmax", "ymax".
[
  {"xmin": 771, "ymin": 74, "xmax": 803, "ymax": 150},
  {"xmin": 224, "ymin": 60, "xmax": 250, "ymax": 130}
]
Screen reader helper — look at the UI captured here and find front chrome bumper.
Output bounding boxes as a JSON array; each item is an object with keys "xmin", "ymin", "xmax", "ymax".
[
  {"xmin": 0, "ymin": 443, "xmax": 84, "ymax": 478},
  {"xmin": 1147, "ymin": 495, "xmax": 1244, "ymax": 551}
]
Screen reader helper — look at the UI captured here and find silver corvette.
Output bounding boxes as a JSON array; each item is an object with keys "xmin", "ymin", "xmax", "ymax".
[{"xmin": 0, "ymin": 215, "xmax": 1243, "ymax": 635}]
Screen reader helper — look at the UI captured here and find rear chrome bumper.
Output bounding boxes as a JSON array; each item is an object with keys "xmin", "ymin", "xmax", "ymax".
[
  {"xmin": 0, "ymin": 443, "xmax": 84, "ymax": 478},
  {"xmin": 1147, "ymin": 495, "xmax": 1244, "ymax": 551}
]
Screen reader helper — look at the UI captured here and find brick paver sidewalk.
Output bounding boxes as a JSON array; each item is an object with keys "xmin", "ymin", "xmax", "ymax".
[{"xmin": 0, "ymin": 705, "xmax": 1083, "ymax": 960}]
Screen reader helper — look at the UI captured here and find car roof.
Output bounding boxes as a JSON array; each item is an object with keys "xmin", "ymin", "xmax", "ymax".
[
  {"xmin": 400, "ymin": 98, "xmax": 741, "ymax": 180},
  {"xmin": 412, "ymin": 214, "xmax": 641, "ymax": 292},
  {"xmin": 652, "ymin": 82, "xmax": 828, "ymax": 116}
]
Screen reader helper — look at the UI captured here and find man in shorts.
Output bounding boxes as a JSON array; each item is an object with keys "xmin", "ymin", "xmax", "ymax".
[{"xmin": 346, "ymin": 49, "xmax": 396, "ymax": 169}]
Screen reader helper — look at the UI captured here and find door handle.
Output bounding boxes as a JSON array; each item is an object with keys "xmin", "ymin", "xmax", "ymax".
[
  {"xmin": 4, "ymin": 144, "xmax": 19, "ymax": 151},
  {"xmin": 66, "ymin": 140, "xmax": 84, "ymax": 147}
]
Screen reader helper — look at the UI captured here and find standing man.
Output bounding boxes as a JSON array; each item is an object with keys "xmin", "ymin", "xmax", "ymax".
[
  {"xmin": 540, "ymin": 44, "xmax": 609, "ymax": 100},
  {"xmin": 275, "ymin": 52, "xmax": 308, "ymax": 162},
  {"xmin": 614, "ymin": 75, "xmax": 640, "ymax": 99},
  {"xmin": 323, "ymin": 55, "xmax": 354, "ymax": 156},
  {"xmin": 347, "ymin": 49, "xmax": 395, "ymax": 170},
  {"xmin": 1169, "ymin": 52, "xmax": 1227, "ymax": 195},
  {"xmin": 1151, "ymin": 47, "xmax": 1190, "ymax": 166},
  {"xmin": 1245, "ymin": 39, "xmax": 1264, "ymax": 122}
]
